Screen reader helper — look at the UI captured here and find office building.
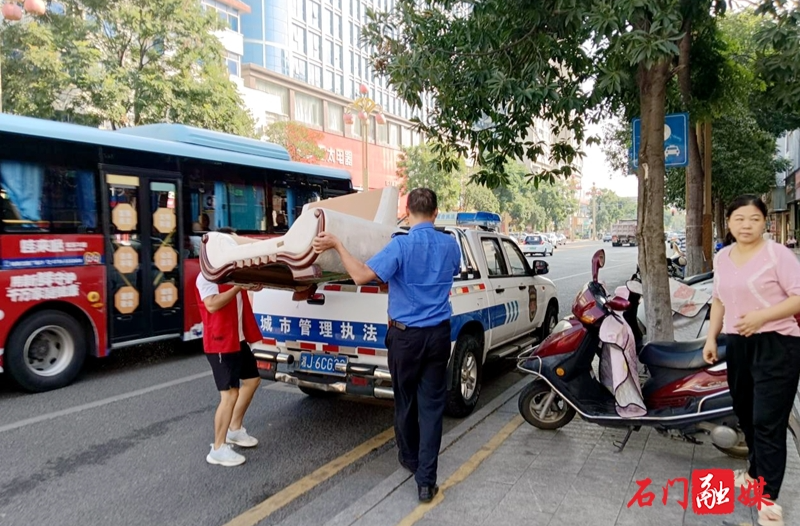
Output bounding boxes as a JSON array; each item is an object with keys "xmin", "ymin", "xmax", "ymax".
[{"xmin": 230, "ymin": 0, "xmax": 421, "ymax": 192}]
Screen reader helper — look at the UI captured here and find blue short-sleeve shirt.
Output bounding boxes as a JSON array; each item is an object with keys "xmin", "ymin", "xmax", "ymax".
[{"xmin": 366, "ymin": 222, "xmax": 461, "ymax": 327}]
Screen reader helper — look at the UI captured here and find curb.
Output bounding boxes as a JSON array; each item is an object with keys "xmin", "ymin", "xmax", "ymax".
[{"xmin": 323, "ymin": 376, "xmax": 532, "ymax": 526}]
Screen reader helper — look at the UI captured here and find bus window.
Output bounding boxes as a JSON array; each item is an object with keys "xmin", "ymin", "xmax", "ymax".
[
  {"xmin": 224, "ymin": 182, "xmax": 266, "ymax": 231},
  {"xmin": 270, "ymin": 187, "xmax": 289, "ymax": 233},
  {"xmin": 0, "ymin": 161, "xmax": 97, "ymax": 233},
  {"xmin": 270, "ymin": 185, "xmax": 322, "ymax": 232}
]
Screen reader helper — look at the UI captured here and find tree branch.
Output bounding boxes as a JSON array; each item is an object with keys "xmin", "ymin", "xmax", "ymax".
[{"xmin": 435, "ymin": 25, "xmax": 538, "ymax": 58}]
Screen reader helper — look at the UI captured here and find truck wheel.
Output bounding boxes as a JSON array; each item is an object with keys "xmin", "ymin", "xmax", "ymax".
[
  {"xmin": 446, "ymin": 334, "xmax": 483, "ymax": 418},
  {"xmin": 298, "ymin": 385, "xmax": 340, "ymax": 398},
  {"xmin": 6, "ymin": 310, "xmax": 87, "ymax": 393},
  {"xmin": 518, "ymin": 381, "xmax": 575, "ymax": 430},
  {"xmin": 538, "ymin": 302, "xmax": 558, "ymax": 341}
]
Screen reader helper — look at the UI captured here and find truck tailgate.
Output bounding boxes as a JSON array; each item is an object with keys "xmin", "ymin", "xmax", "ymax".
[{"xmin": 251, "ymin": 283, "xmax": 390, "ymax": 368}]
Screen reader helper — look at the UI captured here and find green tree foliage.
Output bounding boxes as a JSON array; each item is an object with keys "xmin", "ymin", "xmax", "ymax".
[
  {"xmin": 754, "ymin": 1, "xmax": 800, "ymax": 132},
  {"xmin": 396, "ymin": 147, "xmax": 574, "ymax": 229},
  {"xmin": 398, "ymin": 143, "xmax": 463, "ymax": 211},
  {"xmin": 534, "ymin": 176, "xmax": 579, "ymax": 230},
  {"xmin": 462, "ymin": 182, "xmax": 500, "ymax": 213},
  {"xmin": 663, "ymin": 9, "xmax": 792, "ymax": 211},
  {"xmin": 665, "ymin": 106, "xmax": 790, "ymax": 207},
  {"xmin": 365, "ymin": 0, "xmax": 594, "ymax": 188},
  {"xmin": 591, "ymin": 189, "xmax": 638, "ymax": 234},
  {"xmin": 0, "ymin": 0, "xmax": 254, "ymax": 135},
  {"xmin": 263, "ymin": 121, "xmax": 326, "ymax": 163},
  {"xmin": 365, "ymin": 0, "xmax": 695, "ymax": 340}
]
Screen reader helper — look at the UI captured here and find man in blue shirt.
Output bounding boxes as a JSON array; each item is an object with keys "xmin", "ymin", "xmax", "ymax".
[{"xmin": 312, "ymin": 188, "xmax": 461, "ymax": 502}]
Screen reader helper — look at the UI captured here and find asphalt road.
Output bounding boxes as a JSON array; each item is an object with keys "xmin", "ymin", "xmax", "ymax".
[{"xmin": 0, "ymin": 240, "xmax": 639, "ymax": 526}]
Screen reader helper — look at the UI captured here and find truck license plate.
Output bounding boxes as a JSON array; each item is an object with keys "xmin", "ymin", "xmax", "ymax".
[{"xmin": 298, "ymin": 352, "xmax": 348, "ymax": 376}]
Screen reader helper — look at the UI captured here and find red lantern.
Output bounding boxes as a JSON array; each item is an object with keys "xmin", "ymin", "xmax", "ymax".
[
  {"xmin": 2, "ymin": 2, "xmax": 23, "ymax": 20},
  {"xmin": 359, "ymin": 84, "xmax": 368, "ymax": 95},
  {"xmin": 358, "ymin": 110, "xmax": 368, "ymax": 121},
  {"xmin": 23, "ymin": 0, "xmax": 45, "ymax": 15},
  {"xmin": 343, "ymin": 113, "xmax": 354, "ymax": 125},
  {"xmin": 375, "ymin": 113, "xmax": 386, "ymax": 125}
]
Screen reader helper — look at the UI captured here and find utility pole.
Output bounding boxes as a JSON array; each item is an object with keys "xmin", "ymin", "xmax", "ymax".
[{"xmin": 588, "ymin": 183, "xmax": 601, "ymax": 240}]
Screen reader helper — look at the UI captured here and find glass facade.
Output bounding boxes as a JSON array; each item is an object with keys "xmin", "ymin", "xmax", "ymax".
[
  {"xmin": 242, "ymin": 0, "xmax": 291, "ymax": 76},
  {"xmin": 241, "ymin": 0, "xmax": 419, "ymax": 122}
]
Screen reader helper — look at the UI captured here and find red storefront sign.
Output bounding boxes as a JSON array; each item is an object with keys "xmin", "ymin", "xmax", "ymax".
[{"xmin": 317, "ymin": 131, "xmax": 402, "ymax": 191}]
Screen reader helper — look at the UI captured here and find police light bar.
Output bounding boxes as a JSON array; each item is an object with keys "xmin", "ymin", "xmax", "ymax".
[{"xmin": 435, "ymin": 211, "xmax": 502, "ymax": 231}]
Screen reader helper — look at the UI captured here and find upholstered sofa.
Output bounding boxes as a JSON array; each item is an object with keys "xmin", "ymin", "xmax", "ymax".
[{"xmin": 200, "ymin": 187, "xmax": 400, "ymax": 295}]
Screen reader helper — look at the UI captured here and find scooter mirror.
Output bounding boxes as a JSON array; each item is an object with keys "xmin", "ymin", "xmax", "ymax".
[
  {"xmin": 626, "ymin": 280, "xmax": 643, "ymax": 295},
  {"xmin": 591, "ymin": 249, "xmax": 606, "ymax": 282}
]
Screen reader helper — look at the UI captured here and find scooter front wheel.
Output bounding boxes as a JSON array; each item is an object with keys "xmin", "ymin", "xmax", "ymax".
[{"xmin": 518, "ymin": 381, "xmax": 576, "ymax": 430}]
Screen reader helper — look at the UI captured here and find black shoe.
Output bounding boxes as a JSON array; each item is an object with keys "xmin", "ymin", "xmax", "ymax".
[
  {"xmin": 398, "ymin": 451, "xmax": 417, "ymax": 474},
  {"xmin": 418, "ymin": 485, "xmax": 438, "ymax": 503}
]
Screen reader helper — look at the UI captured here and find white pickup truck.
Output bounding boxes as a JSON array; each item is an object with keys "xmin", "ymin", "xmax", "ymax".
[{"xmin": 249, "ymin": 227, "xmax": 559, "ymax": 417}]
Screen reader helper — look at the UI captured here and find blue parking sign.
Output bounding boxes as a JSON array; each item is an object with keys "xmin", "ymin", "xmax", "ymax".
[{"xmin": 631, "ymin": 112, "xmax": 689, "ymax": 169}]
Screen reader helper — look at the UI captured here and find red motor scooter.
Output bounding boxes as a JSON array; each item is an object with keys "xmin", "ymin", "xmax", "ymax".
[{"xmin": 517, "ymin": 249, "xmax": 747, "ymax": 459}]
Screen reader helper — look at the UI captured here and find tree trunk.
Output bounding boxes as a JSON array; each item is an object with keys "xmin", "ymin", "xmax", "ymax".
[
  {"xmin": 637, "ymin": 60, "xmax": 674, "ymax": 342},
  {"xmin": 715, "ymin": 197, "xmax": 725, "ymax": 244},
  {"xmin": 677, "ymin": 22, "xmax": 705, "ymax": 277}
]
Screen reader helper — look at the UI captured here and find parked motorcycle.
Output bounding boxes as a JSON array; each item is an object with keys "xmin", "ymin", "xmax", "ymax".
[
  {"xmin": 517, "ymin": 249, "xmax": 747, "ymax": 459},
  {"xmin": 634, "ymin": 268, "xmax": 714, "ymax": 341},
  {"xmin": 666, "ymin": 252, "xmax": 686, "ymax": 279}
]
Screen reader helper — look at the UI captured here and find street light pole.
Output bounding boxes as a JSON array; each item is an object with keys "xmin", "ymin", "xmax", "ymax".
[
  {"xmin": 1, "ymin": 0, "xmax": 47, "ymax": 113},
  {"xmin": 344, "ymin": 84, "xmax": 384, "ymax": 192},
  {"xmin": 588, "ymin": 183, "xmax": 601, "ymax": 240}
]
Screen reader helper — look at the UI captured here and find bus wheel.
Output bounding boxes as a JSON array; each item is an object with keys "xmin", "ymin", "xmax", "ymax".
[{"xmin": 6, "ymin": 310, "xmax": 87, "ymax": 393}]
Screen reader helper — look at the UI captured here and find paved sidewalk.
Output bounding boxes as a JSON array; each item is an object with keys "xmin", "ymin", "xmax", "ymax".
[{"xmin": 320, "ymin": 380, "xmax": 800, "ymax": 526}]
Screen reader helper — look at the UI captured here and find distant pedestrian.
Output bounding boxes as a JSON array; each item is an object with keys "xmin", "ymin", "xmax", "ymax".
[
  {"xmin": 197, "ymin": 227, "xmax": 262, "ymax": 467},
  {"xmin": 703, "ymin": 195, "xmax": 800, "ymax": 526},
  {"xmin": 311, "ymin": 188, "xmax": 461, "ymax": 503}
]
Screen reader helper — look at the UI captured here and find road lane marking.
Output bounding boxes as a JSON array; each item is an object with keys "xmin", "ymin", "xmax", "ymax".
[
  {"xmin": 396, "ymin": 415, "xmax": 524, "ymax": 526},
  {"xmin": 223, "ymin": 426, "xmax": 395, "ymax": 526},
  {"xmin": 0, "ymin": 371, "xmax": 211, "ymax": 434},
  {"xmin": 551, "ymin": 262, "xmax": 632, "ymax": 282}
]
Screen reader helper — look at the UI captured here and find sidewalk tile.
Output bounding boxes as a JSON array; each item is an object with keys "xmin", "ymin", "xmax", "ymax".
[
  {"xmin": 471, "ymin": 443, "xmax": 535, "ymax": 486},
  {"xmin": 421, "ymin": 478, "xmax": 513, "ymax": 525},
  {"xmin": 549, "ymin": 490, "xmax": 624, "ymax": 526}
]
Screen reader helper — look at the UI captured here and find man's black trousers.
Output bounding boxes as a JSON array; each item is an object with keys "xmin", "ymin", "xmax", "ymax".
[
  {"xmin": 386, "ymin": 320, "xmax": 451, "ymax": 487},
  {"xmin": 727, "ymin": 332, "xmax": 800, "ymax": 500}
]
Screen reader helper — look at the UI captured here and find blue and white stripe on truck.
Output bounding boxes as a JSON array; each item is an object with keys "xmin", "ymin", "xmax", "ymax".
[{"xmin": 254, "ymin": 300, "xmax": 520, "ymax": 350}]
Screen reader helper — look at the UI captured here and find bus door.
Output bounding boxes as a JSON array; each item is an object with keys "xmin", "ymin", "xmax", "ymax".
[{"xmin": 102, "ymin": 169, "xmax": 184, "ymax": 346}]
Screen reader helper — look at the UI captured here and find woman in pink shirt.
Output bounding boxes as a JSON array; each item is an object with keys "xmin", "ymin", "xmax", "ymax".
[{"xmin": 704, "ymin": 195, "xmax": 800, "ymax": 526}]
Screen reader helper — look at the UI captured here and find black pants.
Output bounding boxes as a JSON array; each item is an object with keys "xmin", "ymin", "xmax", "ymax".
[
  {"xmin": 386, "ymin": 320, "xmax": 451, "ymax": 487},
  {"xmin": 727, "ymin": 332, "xmax": 800, "ymax": 500}
]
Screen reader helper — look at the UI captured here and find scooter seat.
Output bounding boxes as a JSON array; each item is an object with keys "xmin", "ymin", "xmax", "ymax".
[
  {"xmin": 639, "ymin": 335, "xmax": 727, "ymax": 370},
  {"xmin": 680, "ymin": 271, "xmax": 714, "ymax": 286}
]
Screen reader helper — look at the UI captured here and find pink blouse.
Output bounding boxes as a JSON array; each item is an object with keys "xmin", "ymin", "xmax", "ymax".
[{"xmin": 712, "ymin": 241, "xmax": 800, "ymax": 337}]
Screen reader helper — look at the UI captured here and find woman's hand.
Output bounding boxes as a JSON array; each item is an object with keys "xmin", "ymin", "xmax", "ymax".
[
  {"xmin": 703, "ymin": 340, "xmax": 718, "ymax": 365},
  {"xmin": 734, "ymin": 311, "xmax": 767, "ymax": 337}
]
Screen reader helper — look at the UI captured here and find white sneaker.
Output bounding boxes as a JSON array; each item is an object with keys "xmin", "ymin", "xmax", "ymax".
[
  {"xmin": 206, "ymin": 444, "xmax": 245, "ymax": 466},
  {"xmin": 226, "ymin": 427, "xmax": 258, "ymax": 448},
  {"xmin": 734, "ymin": 468, "xmax": 755, "ymax": 488}
]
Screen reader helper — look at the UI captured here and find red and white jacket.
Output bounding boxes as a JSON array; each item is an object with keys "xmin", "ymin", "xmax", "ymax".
[{"xmin": 195, "ymin": 275, "xmax": 261, "ymax": 353}]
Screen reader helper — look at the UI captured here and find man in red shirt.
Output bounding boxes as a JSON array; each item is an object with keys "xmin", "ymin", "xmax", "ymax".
[{"xmin": 196, "ymin": 246, "xmax": 262, "ymax": 466}]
